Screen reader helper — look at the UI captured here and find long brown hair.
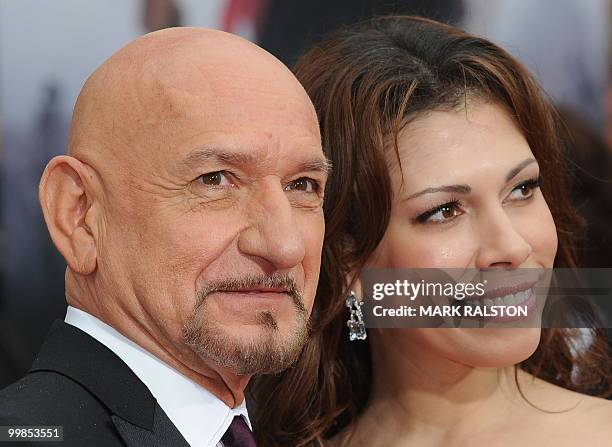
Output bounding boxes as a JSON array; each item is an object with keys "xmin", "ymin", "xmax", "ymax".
[{"xmin": 250, "ymin": 16, "xmax": 612, "ymax": 446}]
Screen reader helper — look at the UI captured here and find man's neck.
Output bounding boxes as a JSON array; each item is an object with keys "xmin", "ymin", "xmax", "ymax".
[{"xmin": 66, "ymin": 297, "xmax": 250, "ymax": 408}]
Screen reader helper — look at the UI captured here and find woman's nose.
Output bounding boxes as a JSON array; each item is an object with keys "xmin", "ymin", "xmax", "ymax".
[{"xmin": 474, "ymin": 207, "xmax": 532, "ymax": 269}]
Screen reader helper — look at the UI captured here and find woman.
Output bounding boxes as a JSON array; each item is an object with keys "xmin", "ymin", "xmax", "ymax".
[{"xmin": 250, "ymin": 16, "xmax": 612, "ymax": 446}]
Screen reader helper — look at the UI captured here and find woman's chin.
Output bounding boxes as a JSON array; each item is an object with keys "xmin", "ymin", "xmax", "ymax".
[{"xmin": 446, "ymin": 327, "xmax": 542, "ymax": 368}]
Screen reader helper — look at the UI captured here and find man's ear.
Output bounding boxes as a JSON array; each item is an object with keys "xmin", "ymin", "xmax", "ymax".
[{"xmin": 39, "ymin": 155, "xmax": 98, "ymax": 275}]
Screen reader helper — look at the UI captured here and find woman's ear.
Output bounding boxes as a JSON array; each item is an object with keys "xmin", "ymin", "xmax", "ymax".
[
  {"xmin": 39, "ymin": 155, "xmax": 98, "ymax": 275},
  {"xmin": 346, "ymin": 269, "xmax": 363, "ymax": 298}
]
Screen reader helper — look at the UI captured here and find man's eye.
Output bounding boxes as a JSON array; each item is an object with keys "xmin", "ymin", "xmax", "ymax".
[
  {"xmin": 199, "ymin": 171, "xmax": 232, "ymax": 186},
  {"xmin": 285, "ymin": 177, "xmax": 320, "ymax": 193}
]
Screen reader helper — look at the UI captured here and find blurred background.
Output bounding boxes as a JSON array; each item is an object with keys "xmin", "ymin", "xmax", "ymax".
[{"xmin": 1, "ymin": 0, "xmax": 611, "ymax": 388}]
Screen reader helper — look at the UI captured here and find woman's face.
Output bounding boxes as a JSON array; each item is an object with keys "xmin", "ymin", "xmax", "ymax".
[{"xmin": 369, "ymin": 100, "xmax": 558, "ymax": 367}]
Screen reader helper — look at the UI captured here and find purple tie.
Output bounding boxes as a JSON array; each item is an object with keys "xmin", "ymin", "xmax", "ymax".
[{"xmin": 221, "ymin": 416, "xmax": 257, "ymax": 447}]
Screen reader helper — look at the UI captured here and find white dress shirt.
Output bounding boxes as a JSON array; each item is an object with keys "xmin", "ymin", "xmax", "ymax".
[{"xmin": 65, "ymin": 306, "xmax": 250, "ymax": 447}]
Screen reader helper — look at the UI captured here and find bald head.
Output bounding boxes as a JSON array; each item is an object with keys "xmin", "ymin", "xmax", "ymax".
[
  {"xmin": 39, "ymin": 27, "xmax": 326, "ymax": 402},
  {"xmin": 70, "ymin": 28, "xmax": 316, "ymax": 167}
]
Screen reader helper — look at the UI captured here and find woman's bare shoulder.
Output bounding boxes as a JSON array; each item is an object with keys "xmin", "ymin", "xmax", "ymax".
[
  {"xmin": 576, "ymin": 392, "xmax": 612, "ymax": 423},
  {"xmin": 516, "ymin": 369, "xmax": 612, "ymax": 428}
]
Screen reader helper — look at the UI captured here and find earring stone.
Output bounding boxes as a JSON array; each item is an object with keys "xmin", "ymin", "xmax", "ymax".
[{"xmin": 346, "ymin": 290, "xmax": 367, "ymax": 341}]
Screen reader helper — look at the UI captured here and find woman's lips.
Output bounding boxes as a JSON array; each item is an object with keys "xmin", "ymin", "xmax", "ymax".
[{"xmin": 458, "ymin": 281, "xmax": 538, "ymax": 303}]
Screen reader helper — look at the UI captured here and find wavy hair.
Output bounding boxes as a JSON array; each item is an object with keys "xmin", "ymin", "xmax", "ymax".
[{"xmin": 249, "ymin": 16, "xmax": 612, "ymax": 447}]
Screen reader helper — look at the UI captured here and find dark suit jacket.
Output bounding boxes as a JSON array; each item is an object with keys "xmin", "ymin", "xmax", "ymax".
[{"xmin": 0, "ymin": 320, "xmax": 190, "ymax": 447}]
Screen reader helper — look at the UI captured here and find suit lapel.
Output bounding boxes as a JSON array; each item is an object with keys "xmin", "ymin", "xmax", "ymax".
[
  {"xmin": 112, "ymin": 403, "xmax": 190, "ymax": 447},
  {"xmin": 31, "ymin": 321, "xmax": 190, "ymax": 446}
]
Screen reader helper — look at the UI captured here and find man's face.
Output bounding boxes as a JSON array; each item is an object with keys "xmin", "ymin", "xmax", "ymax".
[{"xmin": 97, "ymin": 50, "xmax": 326, "ymax": 375}]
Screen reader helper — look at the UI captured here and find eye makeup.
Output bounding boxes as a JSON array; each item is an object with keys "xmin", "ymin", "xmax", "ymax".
[
  {"xmin": 506, "ymin": 175, "xmax": 543, "ymax": 201},
  {"xmin": 412, "ymin": 174, "xmax": 544, "ymax": 225},
  {"xmin": 413, "ymin": 196, "xmax": 462, "ymax": 224}
]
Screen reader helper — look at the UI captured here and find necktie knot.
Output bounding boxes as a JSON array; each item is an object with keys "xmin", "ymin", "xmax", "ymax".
[{"xmin": 221, "ymin": 416, "xmax": 257, "ymax": 447}]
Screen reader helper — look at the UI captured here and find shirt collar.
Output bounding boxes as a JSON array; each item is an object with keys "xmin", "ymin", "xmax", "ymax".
[{"xmin": 65, "ymin": 306, "xmax": 250, "ymax": 447}]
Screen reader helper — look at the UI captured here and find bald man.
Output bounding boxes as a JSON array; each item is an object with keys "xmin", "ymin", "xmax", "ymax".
[{"xmin": 0, "ymin": 28, "xmax": 328, "ymax": 447}]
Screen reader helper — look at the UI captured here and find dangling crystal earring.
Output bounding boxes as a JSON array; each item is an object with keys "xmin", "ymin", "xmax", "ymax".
[{"xmin": 346, "ymin": 290, "xmax": 367, "ymax": 341}]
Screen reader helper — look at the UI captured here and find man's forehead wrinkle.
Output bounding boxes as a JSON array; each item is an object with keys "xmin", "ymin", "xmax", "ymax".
[
  {"xmin": 185, "ymin": 148, "xmax": 260, "ymax": 165},
  {"xmin": 181, "ymin": 147, "xmax": 330, "ymax": 179},
  {"xmin": 66, "ymin": 26, "xmax": 320, "ymax": 195}
]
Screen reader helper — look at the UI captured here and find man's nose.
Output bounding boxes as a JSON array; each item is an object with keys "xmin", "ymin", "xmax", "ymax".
[
  {"xmin": 474, "ymin": 206, "xmax": 532, "ymax": 269},
  {"xmin": 237, "ymin": 182, "xmax": 306, "ymax": 271}
]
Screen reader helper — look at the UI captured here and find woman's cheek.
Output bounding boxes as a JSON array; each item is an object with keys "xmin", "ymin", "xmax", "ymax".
[
  {"xmin": 526, "ymin": 198, "xmax": 559, "ymax": 267},
  {"xmin": 381, "ymin": 221, "xmax": 476, "ymax": 268}
]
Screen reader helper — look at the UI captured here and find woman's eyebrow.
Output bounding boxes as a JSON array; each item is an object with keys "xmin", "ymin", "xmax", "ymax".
[
  {"xmin": 401, "ymin": 158, "xmax": 538, "ymax": 203},
  {"xmin": 402, "ymin": 184, "xmax": 471, "ymax": 202},
  {"xmin": 506, "ymin": 158, "xmax": 537, "ymax": 182}
]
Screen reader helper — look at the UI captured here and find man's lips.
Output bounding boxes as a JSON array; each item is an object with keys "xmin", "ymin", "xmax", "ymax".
[
  {"xmin": 206, "ymin": 290, "xmax": 291, "ymax": 312},
  {"xmin": 220, "ymin": 287, "xmax": 288, "ymax": 294},
  {"xmin": 209, "ymin": 288, "xmax": 290, "ymax": 301}
]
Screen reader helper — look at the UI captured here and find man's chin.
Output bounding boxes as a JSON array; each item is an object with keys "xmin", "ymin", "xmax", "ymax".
[
  {"xmin": 220, "ymin": 312, "xmax": 300, "ymax": 340},
  {"xmin": 182, "ymin": 315, "xmax": 309, "ymax": 375}
]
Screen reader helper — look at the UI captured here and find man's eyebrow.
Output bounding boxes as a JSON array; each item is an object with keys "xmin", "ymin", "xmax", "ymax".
[
  {"xmin": 401, "ymin": 158, "xmax": 538, "ymax": 202},
  {"xmin": 183, "ymin": 148, "xmax": 259, "ymax": 169},
  {"xmin": 300, "ymin": 158, "xmax": 333, "ymax": 175},
  {"xmin": 182, "ymin": 147, "xmax": 332, "ymax": 175}
]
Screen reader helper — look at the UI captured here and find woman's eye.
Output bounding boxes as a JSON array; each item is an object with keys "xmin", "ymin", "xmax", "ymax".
[
  {"xmin": 508, "ymin": 185, "xmax": 533, "ymax": 200},
  {"xmin": 428, "ymin": 204, "xmax": 460, "ymax": 223},
  {"xmin": 507, "ymin": 177, "xmax": 541, "ymax": 201},
  {"xmin": 285, "ymin": 177, "xmax": 320, "ymax": 193},
  {"xmin": 199, "ymin": 171, "xmax": 232, "ymax": 186},
  {"xmin": 416, "ymin": 201, "xmax": 461, "ymax": 224}
]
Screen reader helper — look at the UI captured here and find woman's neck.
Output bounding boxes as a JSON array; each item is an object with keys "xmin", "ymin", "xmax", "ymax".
[{"xmin": 342, "ymin": 331, "xmax": 525, "ymax": 446}]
